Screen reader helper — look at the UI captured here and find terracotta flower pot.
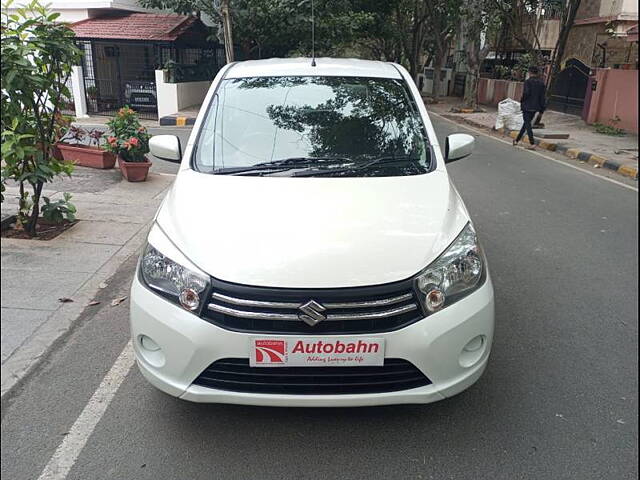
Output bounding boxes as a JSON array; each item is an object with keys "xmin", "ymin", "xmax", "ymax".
[
  {"xmin": 57, "ymin": 143, "xmax": 116, "ymax": 169},
  {"xmin": 118, "ymin": 156, "xmax": 152, "ymax": 182}
]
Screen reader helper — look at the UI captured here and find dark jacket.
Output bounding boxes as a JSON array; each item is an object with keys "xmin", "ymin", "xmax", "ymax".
[{"xmin": 520, "ymin": 76, "xmax": 546, "ymax": 112}]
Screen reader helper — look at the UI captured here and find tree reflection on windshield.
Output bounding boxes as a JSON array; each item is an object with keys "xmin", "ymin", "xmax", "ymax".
[{"xmin": 194, "ymin": 76, "xmax": 431, "ymax": 177}]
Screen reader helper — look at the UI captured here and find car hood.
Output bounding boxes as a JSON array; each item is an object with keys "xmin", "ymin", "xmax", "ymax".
[{"xmin": 156, "ymin": 169, "xmax": 470, "ymax": 288}]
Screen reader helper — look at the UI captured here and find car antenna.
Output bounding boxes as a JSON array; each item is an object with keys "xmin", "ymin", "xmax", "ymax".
[{"xmin": 310, "ymin": 0, "xmax": 316, "ymax": 67}]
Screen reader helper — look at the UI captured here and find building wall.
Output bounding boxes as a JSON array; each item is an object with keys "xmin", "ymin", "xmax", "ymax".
[
  {"xmin": 564, "ymin": 22, "xmax": 638, "ymax": 66},
  {"xmin": 577, "ymin": 0, "xmax": 603, "ymax": 19},
  {"xmin": 537, "ymin": 19, "xmax": 561, "ymax": 50},
  {"xmin": 599, "ymin": 0, "xmax": 638, "ymax": 18},
  {"xmin": 155, "ymin": 70, "xmax": 211, "ymax": 118},
  {"xmin": 2, "ymin": 1, "xmax": 156, "ymax": 22},
  {"xmin": 586, "ymin": 68, "xmax": 638, "ymax": 133},
  {"xmin": 477, "ymin": 78, "xmax": 525, "ymax": 106}
]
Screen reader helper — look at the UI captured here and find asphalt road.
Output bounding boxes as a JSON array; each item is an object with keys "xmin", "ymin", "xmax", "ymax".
[{"xmin": 2, "ymin": 116, "xmax": 638, "ymax": 480}]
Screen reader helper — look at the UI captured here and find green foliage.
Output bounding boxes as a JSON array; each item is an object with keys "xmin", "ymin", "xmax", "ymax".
[
  {"xmin": 138, "ymin": 0, "xmax": 376, "ymax": 58},
  {"xmin": 513, "ymin": 53, "xmax": 538, "ymax": 81},
  {"xmin": 593, "ymin": 119, "xmax": 626, "ymax": 136},
  {"xmin": 1, "ymin": 0, "xmax": 81, "ymax": 236},
  {"xmin": 103, "ymin": 107, "xmax": 151, "ymax": 162},
  {"xmin": 41, "ymin": 192, "xmax": 76, "ymax": 223}
]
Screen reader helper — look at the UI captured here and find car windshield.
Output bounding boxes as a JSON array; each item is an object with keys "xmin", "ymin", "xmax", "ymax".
[{"xmin": 193, "ymin": 76, "xmax": 432, "ymax": 177}]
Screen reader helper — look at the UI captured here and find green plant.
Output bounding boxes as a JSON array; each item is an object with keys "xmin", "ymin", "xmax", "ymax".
[
  {"xmin": 494, "ymin": 65, "xmax": 511, "ymax": 80},
  {"xmin": 59, "ymin": 126, "xmax": 105, "ymax": 146},
  {"xmin": 513, "ymin": 53, "xmax": 537, "ymax": 81},
  {"xmin": 62, "ymin": 125, "xmax": 87, "ymax": 144},
  {"xmin": 593, "ymin": 120, "xmax": 626, "ymax": 136},
  {"xmin": 1, "ymin": 0, "xmax": 81, "ymax": 236},
  {"xmin": 103, "ymin": 106, "xmax": 151, "ymax": 162},
  {"xmin": 86, "ymin": 85, "xmax": 98, "ymax": 99},
  {"xmin": 41, "ymin": 192, "xmax": 77, "ymax": 223}
]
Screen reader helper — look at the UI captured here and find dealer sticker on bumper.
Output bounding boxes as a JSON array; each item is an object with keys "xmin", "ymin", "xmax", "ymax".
[{"xmin": 250, "ymin": 338, "xmax": 385, "ymax": 367}]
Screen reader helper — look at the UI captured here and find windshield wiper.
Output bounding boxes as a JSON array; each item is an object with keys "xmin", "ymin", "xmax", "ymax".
[
  {"xmin": 291, "ymin": 155, "xmax": 421, "ymax": 177},
  {"xmin": 213, "ymin": 156, "xmax": 353, "ymax": 175}
]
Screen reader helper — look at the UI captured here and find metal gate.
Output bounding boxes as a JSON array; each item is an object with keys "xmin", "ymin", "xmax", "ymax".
[
  {"xmin": 80, "ymin": 41, "xmax": 159, "ymax": 120},
  {"xmin": 548, "ymin": 58, "xmax": 590, "ymax": 116}
]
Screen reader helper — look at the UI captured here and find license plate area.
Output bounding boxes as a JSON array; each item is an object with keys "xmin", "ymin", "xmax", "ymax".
[{"xmin": 249, "ymin": 337, "xmax": 385, "ymax": 367}]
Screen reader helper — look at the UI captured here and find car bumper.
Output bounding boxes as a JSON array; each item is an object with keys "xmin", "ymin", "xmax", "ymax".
[{"xmin": 130, "ymin": 274, "xmax": 495, "ymax": 407}]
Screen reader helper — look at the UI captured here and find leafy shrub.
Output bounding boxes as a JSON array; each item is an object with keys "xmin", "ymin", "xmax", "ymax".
[
  {"xmin": 41, "ymin": 193, "xmax": 77, "ymax": 223},
  {"xmin": 593, "ymin": 117, "xmax": 626, "ymax": 136},
  {"xmin": 103, "ymin": 107, "xmax": 151, "ymax": 162},
  {"xmin": 60, "ymin": 126, "xmax": 105, "ymax": 146},
  {"xmin": 1, "ymin": 1, "xmax": 81, "ymax": 236}
]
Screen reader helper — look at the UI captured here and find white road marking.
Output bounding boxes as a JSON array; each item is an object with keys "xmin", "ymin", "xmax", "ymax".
[
  {"xmin": 37, "ymin": 342, "xmax": 135, "ymax": 480},
  {"xmin": 430, "ymin": 111, "xmax": 639, "ymax": 193}
]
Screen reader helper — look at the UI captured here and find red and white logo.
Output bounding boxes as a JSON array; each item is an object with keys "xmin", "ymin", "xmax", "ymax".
[{"xmin": 254, "ymin": 340, "xmax": 286, "ymax": 364}]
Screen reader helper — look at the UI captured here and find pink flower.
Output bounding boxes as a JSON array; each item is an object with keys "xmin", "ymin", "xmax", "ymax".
[
  {"xmin": 128, "ymin": 137, "xmax": 139, "ymax": 147},
  {"xmin": 107, "ymin": 136, "xmax": 117, "ymax": 145}
]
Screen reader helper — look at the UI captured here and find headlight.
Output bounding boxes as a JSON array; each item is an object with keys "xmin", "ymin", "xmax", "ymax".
[
  {"xmin": 414, "ymin": 223, "xmax": 484, "ymax": 314},
  {"xmin": 140, "ymin": 243, "xmax": 209, "ymax": 312}
]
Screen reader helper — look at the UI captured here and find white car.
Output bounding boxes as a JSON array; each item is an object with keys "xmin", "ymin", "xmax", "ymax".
[{"xmin": 133, "ymin": 58, "xmax": 494, "ymax": 407}]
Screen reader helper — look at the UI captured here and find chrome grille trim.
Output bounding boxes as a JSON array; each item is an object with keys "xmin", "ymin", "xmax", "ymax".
[
  {"xmin": 211, "ymin": 292, "xmax": 299, "ymax": 309},
  {"xmin": 210, "ymin": 292, "xmax": 414, "ymax": 310},
  {"xmin": 207, "ymin": 302, "xmax": 418, "ymax": 321}
]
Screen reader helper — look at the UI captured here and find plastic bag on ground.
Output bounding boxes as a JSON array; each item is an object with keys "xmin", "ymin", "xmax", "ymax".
[{"xmin": 495, "ymin": 98, "xmax": 523, "ymax": 131}]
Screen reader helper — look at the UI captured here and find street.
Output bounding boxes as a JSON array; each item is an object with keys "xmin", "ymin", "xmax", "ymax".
[{"xmin": 1, "ymin": 116, "xmax": 637, "ymax": 480}]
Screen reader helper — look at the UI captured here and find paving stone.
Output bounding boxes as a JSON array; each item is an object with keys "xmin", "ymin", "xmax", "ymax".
[
  {"xmin": 1, "ymin": 308, "xmax": 52, "ymax": 363},
  {"xmin": 0, "ymin": 269, "xmax": 92, "ymax": 311}
]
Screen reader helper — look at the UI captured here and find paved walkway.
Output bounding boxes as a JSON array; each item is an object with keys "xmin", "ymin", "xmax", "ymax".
[
  {"xmin": 1, "ymin": 166, "xmax": 175, "ymax": 396},
  {"xmin": 426, "ymin": 97, "xmax": 638, "ymax": 177}
]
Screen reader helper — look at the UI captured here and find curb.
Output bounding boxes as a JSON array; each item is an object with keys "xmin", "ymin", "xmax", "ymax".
[
  {"xmin": 441, "ymin": 114, "xmax": 638, "ymax": 181},
  {"xmin": 158, "ymin": 115, "xmax": 196, "ymax": 127},
  {"xmin": 504, "ymin": 129, "xmax": 638, "ymax": 180}
]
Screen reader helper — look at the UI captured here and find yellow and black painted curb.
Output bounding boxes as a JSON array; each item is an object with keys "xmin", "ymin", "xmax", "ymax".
[
  {"xmin": 159, "ymin": 116, "xmax": 196, "ymax": 127},
  {"xmin": 503, "ymin": 130, "xmax": 638, "ymax": 180}
]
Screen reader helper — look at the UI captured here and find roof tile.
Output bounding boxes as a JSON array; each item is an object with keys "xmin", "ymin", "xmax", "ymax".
[{"xmin": 70, "ymin": 13, "xmax": 198, "ymax": 41}]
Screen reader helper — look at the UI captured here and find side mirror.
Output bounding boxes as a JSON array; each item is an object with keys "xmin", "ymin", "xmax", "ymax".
[
  {"xmin": 149, "ymin": 135, "xmax": 182, "ymax": 162},
  {"xmin": 445, "ymin": 133, "xmax": 475, "ymax": 163}
]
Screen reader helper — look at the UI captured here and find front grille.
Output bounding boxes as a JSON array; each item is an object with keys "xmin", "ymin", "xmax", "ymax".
[
  {"xmin": 202, "ymin": 277, "xmax": 424, "ymax": 334},
  {"xmin": 192, "ymin": 358, "xmax": 431, "ymax": 395}
]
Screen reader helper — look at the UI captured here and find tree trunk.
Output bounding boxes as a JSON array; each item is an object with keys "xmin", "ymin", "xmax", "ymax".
[
  {"xmin": 463, "ymin": 35, "xmax": 480, "ymax": 110},
  {"xmin": 220, "ymin": 0, "xmax": 234, "ymax": 63},
  {"xmin": 546, "ymin": 0, "xmax": 582, "ymax": 103},
  {"xmin": 432, "ymin": 54, "xmax": 445, "ymax": 102},
  {"xmin": 25, "ymin": 181, "xmax": 44, "ymax": 237}
]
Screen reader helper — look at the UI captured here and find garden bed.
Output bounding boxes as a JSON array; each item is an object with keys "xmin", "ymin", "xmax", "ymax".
[{"xmin": 1, "ymin": 217, "xmax": 78, "ymax": 240}]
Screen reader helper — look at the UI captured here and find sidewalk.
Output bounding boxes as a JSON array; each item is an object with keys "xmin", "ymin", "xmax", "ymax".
[
  {"xmin": 1, "ymin": 167, "xmax": 174, "ymax": 397},
  {"xmin": 425, "ymin": 97, "xmax": 639, "ymax": 180}
]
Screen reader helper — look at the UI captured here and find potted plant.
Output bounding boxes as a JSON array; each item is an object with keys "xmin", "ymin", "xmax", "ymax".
[
  {"xmin": 104, "ymin": 106, "xmax": 152, "ymax": 182},
  {"xmin": 56, "ymin": 125, "xmax": 116, "ymax": 169}
]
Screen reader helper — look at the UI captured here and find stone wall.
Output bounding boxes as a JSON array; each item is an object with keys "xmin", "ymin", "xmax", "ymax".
[
  {"xmin": 576, "ymin": 0, "xmax": 603, "ymax": 19},
  {"xmin": 563, "ymin": 23, "xmax": 638, "ymax": 67}
]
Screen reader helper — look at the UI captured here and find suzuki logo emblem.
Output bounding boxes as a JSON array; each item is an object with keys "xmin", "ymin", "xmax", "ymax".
[{"xmin": 298, "ymin": 300, "xmax": 327, "ymax": 326}]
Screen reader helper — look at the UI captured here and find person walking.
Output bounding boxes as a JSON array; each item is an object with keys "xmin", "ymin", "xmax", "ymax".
[{"xmin": 514, "ymin": 66, "xmax": 546, "ymax": 150}]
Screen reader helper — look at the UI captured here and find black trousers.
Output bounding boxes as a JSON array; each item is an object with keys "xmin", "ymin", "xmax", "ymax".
[{"xmin": 516, "ymin": 110, "xmax": 536, "ymax": 145}]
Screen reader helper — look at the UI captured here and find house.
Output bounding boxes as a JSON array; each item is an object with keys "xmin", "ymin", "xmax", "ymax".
[
  {"xmin": 68, "ymin": 13, "xmax": 224, "ymax": 120},
  {"xmin": 564, "ymin": 0, "xmax": 638, "ymax": 68},
  {"xmin": 2, "ymin": 1, "xmax": 225, "ymax": 121},
  {"xmin": 2, "ymin": 0, "xmax": 154, "ymax": 23}
]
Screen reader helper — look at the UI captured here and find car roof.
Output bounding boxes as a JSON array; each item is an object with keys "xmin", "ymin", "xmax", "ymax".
[{"xmin": 225, "ymin": 58, "xmax": 403, "ymax": 79}]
